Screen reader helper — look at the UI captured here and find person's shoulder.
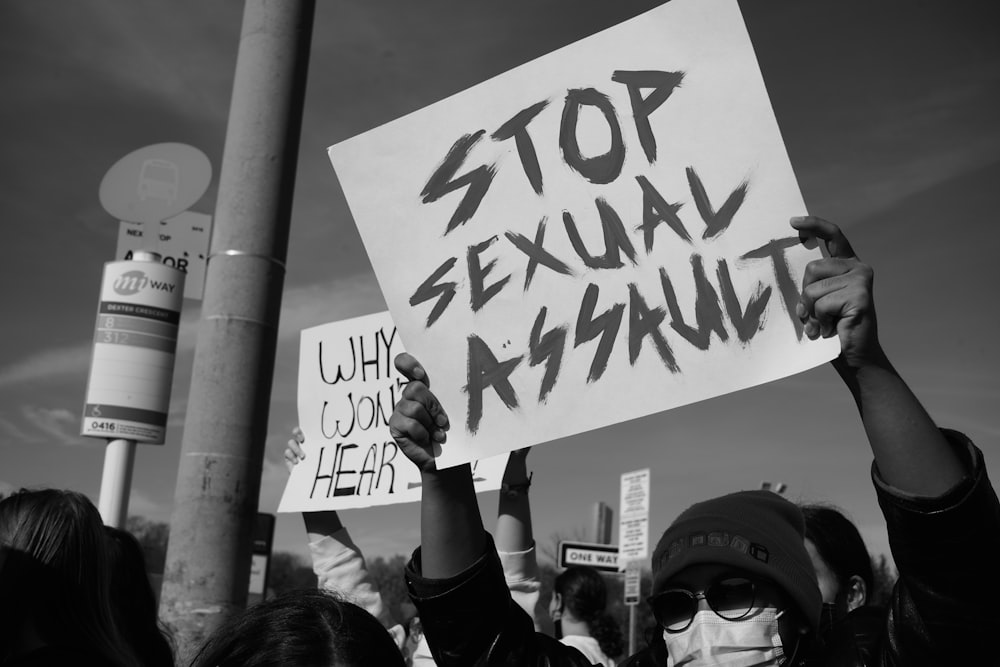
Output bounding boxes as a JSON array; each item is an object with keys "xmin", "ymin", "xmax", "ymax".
[
  {"xmin": 533, "ymin": 632, "xmax": 603, "ymax": 666},
  {"xmin": 819, "ymin": 605, "xmax": 887, "ymax": 664},
  {"xmin": 559, "ymin": 635, "xmax": 604, "ymax": 661}
]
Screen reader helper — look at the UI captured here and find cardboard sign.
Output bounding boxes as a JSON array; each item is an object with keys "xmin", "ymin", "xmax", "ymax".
[
  {"xmin": 329, "ymin": 0, "xmax": 840, "ymax": 468},
  {"xmin": 278, "ymin": 311, "xmax": 509, "ymax": 512}
]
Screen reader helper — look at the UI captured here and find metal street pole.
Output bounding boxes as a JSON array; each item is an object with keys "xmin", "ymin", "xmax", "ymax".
[
  {"xmin": 159, "ymin": 0, "xmax": 315, "ymax": 660},
  {"xmin": 592, "ymin": 500, "xmax": 613, "ymax": 545},
  {"xmin": 97, "ymin": 438, "xmax": 136, "ymax": 527},
  {"xmin": 87, "ymin": 248, "xmax": 183, "ymax": 527},
  {"xmin": 96, "ymin": 250, "xmax": 159, "ymax": 528},
  {"xmin": 629, "ymin": 604, "xmax": 637, "ymax": 656}
]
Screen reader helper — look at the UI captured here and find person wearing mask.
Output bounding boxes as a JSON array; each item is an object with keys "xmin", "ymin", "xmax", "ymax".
[
  {"xmin": 388, "ymin": 217, "xmax": 1000, "ymax": 666},
  {"xmin": 800, "ymin": 504, "xmax": 882, "ymax": 665}
]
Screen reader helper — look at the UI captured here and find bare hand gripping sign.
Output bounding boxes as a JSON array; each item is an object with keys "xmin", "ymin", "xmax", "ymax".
[
  {"xmin": 278, "ymin": 312, "xmax": 508, "ymax": 512},
  {"xmin": 328, "ymin": 0, "xmax": 840, "ymax": 469}
]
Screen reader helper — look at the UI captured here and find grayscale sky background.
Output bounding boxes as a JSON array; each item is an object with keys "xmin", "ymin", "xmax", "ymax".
[{"xmin": 1, "ymin": 0, "xmax": 998, "ymax": 571}]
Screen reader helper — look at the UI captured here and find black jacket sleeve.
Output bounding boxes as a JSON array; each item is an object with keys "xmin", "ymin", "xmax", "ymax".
[
  {"xmin": 874, "ymin": 429, "xmax": 1000, "ymax": 666},
  {"xmin": 406, "ymin": 533, "xmax": 598, "ymax": 667}
]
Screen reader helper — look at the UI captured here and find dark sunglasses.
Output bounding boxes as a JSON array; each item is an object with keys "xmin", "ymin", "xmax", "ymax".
[{"xmin": 648, "ymin": 576, "xmax": 759, "ymax": 633}]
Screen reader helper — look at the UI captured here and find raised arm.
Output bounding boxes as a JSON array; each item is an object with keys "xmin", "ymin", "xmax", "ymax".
[
  {"xmin": 389, "ymin": 353, "xmax": 486, "ymax": 578},
  {"xmin": 285, "ymin": 428, "xmax": 348, "ymax": 542},
  {"xmin": 793, "ymin": 216, "xmax": 999, "ymax": 664},
  {"xmin": 393, "ymin": 354, "xmax": 590, "ymax": 666},
  {"xmin": 792, "ymin": 216, "xmax": 966, "ymax": 496},
  {"xmin": 284, "ymin": 429, "xmax": 403, "ymax": 647},
  {"xmin": 495, "ymin": 448, "xmax": 534, "ymax": 553},
  {"xmin": 495, "ymin": 448, "xmax": 543, "ymax": 628}
]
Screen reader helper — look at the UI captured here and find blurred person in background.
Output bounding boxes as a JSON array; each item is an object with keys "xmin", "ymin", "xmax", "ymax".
[
  {"xmin": 550, "ymin": 565, "xmax": 625, "ymax": 666},
  {"xmin": 800, "ymin": 504, "xmax": 884, "ymax": 664},
  {"xmin": 187, "ymin": 588, "xmax": 405, "ymax": 667},
  {"xmin": 104, "ymin": 526, "xmax": 175, "ymax": 667},
  {"xmin": 0, "ymin": 489, "xmax": 137, "ymax": 666}
]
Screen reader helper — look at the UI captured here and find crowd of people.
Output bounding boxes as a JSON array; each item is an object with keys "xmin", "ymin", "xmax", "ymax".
[{"xmin": 1, "ymin": 217, "xmax": 997, "ymax": 665}]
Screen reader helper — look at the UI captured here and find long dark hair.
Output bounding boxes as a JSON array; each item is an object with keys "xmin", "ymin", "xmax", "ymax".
[
  {"xmin": 800, "ymin": 504, "xmax": 873, "ymax": 596},
  {"xmin": 554, "ymin": 565, "xmax": 625, "ymax": 659},
  {"xmin": 189, "ymin": 588, "xmax": 406, "ymax": 667},
  {"xmin": 0, "ymin": 489, "xmax": 137, "ymax": 666},
  {"xmin": 104, "ymin": 526, "xmax": 175, "ymax": 667}
]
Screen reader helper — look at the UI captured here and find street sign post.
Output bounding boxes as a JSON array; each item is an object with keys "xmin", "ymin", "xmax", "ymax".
[
  {"xmin": 624, "ymin": 560, "xmax": 642, "ymax": 606},
  {"xmin": 558, "ymin": 541, "xmax": 620, "ymax": 573},
  {"xmin": 248, "ymin": 513, "xmax": 276, "ymax": 604},
  {"xmin": 117, "ymin": 211, "xmax": 212, "ymax": 300},
  {"xmin": 618, "ymin": 468, "xmax": 651, "ymax": 568},
  {"xmin": 83, "ymin": 251, "xmax": 185, "ymax": 527},
  {"xmin": 619, "ymin": 468, "xmax": 651, "ymax": 656}
]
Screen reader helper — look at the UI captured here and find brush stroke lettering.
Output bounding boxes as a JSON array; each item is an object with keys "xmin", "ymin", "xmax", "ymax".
[{"xmin": 409, "ymin": 68, "xmax": 811, "ymax": 434}]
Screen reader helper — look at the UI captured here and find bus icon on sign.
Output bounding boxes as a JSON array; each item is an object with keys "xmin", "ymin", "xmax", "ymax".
[{"xmin": 137, "ymin": 158, "xmax": 179, "ymax": 204}]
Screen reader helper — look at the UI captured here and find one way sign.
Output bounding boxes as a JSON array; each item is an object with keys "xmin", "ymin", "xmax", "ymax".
[{"xmin": 558, "ymin": 541, "xmax": 620, "ymax": 573}]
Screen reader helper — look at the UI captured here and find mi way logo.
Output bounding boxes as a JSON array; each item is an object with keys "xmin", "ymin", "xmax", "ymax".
[{"xmin": 113, "ymin": 270, "xmax": 178, "ymax": 296}]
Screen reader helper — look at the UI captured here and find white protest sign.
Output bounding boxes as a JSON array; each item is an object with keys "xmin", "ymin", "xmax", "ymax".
[
  {"xmin": 116, "ymin": 211, "xmax": 212, "ymax": 300},
  {"xmin": 328, "ymin": 0, "xmax": 840, "ymax": 469},
  {"xmin": 619, "ymin": 468, "xmax": 650, "ymax": 569},
  {"xmin": 278, "ymin": 311, "xmax": 509, "ymax": 512}
]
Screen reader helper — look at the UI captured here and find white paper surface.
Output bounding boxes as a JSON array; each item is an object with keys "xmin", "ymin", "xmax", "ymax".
[{"xmin": 328, "ymin": 0, "xmax": 839, "ymax": 468}]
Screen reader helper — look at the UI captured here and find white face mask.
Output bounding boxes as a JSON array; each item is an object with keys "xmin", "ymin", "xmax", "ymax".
[{"xmin": 663, "ymin": 607, "xmax": 785, "ymax": 667}]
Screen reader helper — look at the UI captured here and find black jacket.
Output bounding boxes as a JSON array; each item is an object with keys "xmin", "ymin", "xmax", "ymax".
[{"xmin": 407, "ymin": 432, "xmax": 999, "ymax": 666}]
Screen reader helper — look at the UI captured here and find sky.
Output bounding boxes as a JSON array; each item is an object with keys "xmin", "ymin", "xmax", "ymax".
[{"xmin": 1, "ymin": 0, "xmax": 998, "ymax": 575}]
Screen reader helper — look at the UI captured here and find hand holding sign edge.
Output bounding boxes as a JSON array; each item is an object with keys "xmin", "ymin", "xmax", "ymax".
[
  {"xmin": 390, "ymin": 353, "xmax": 450, "ymax": 473},
  {"xmin": 791, "ymin": 216, "xmax": 883, "ymax": 372}
]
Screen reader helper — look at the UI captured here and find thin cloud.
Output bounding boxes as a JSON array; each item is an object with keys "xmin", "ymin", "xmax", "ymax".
[
  {"xmin": 0, "ymin": 273, "xmax": 382, "ymax": 390},
  {"xmin": 0, "ymin": 405, "xmax": 90, "ymax": 448},
  {"xmin": 276, "ymin": 273, "xmax": 386, "ymax": 342},
  {"xmin": 0, "ymin": 345, "xmax": 93, "ymax": 390},
  {"xmin": 0, "ymin": 308, "xmax": 201, "ymax": 390},
  {"xmin": 19, "ymin": 405, "xmax": 88, "ymax": 447},
  {"xmin": 0, "ymin": 415, "xmax": 38, "ymax": 446}
]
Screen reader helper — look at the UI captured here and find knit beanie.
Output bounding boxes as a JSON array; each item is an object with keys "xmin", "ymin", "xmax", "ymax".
[{"xmin": 650, "ymin": 490, "xmax": 821, "ymax": 631}]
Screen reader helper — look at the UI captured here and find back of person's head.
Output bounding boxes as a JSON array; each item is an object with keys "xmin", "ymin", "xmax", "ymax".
[
  {"xmin": 0, "ymin": 488, "xmax": 136, "ymax": 666},
  {"xmin": 800, "ymin": 504, "xmax": 872, "ymax": 615},
  {"xmin": 650, "ymin": 490, "xmax": 821, "ymax": 664},
  {"xmin": 104, "ymin": 526, "xmax": 175, "ymax": 667},
  {"xmin": 553, "ymin": 565, "xmax": 625, "ymax": 658},
  {"xmin": 189, "ymin": 588, "xmax": 406, "ymax": 667}
]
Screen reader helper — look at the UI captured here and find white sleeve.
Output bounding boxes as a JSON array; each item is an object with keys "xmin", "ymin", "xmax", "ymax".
[
  {"xmin": 308, "ymin": 527, "xmax": 406, "ymax": 650},
  {"xmin": 498, "ymin": 540, "xmax": 542, "ymax": 631}
]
